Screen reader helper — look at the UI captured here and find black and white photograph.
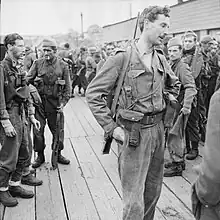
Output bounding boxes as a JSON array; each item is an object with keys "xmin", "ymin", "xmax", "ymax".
[{"xmin": 0, "ymin": 0, "xmax": 220, "ymax": 219}]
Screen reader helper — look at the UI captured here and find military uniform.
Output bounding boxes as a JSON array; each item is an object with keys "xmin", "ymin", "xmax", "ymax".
[
  {"xmin": 192, "ymin": 88, "xmax": 220, "ymax": 220},
  {"xmin": 0, "ymin": 55, "xmax": 35, "ymax": 207},
  {"xmin": 164, "ymin": 58, "xmax": 197, "ymax": 176},
  {"xmin": 27, "ymin": 54, "xmax": 71, "ymax": 168},
  {"xmin": 86, "ymin": 43, "xmax": 180, "ymax": 220},
  {"xmin": 182, "ymin": 46, "xmax": 208, "ymax": 159}
]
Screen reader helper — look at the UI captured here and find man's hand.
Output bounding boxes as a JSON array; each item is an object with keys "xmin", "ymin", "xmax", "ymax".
[
  {"xmin": 29, "ymin": 115, "xmax": 41, "ymax": 131},
  {"xmin": 113, "ymin": 126, "xmax": 125, "ymax": 144},
  {"xmin": 180, "ymin": 107, "xmax": 191, "ymax": 115},
  {"xmin": 57, "ymin": 103, "xmax": 64, "ymax": 113},
  {"xmin": 1, "ymin": 119, "xmax": 17, "ymax": 137}
]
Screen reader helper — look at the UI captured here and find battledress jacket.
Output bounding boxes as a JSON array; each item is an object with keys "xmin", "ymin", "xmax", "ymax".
[
  {"xmin": 0, "ymin": 56, "xmax": 35, "ymax": 120},
  {"xmin": 27, "ymin": 56, "xmax": 71, "ymax": 108},
  {"xmin": 86, "ymin": 45, "xmax": 181, "ymax": 137},
  {"xmin": 170, "ymin": 58, "xmax": 197, "ymax": 110}
]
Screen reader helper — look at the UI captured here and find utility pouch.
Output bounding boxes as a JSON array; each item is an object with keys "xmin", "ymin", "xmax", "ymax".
[
  {"xmin": 129, "ymin": 122, "xmax": 141, "ymax": 148},
  {"xmin": 117, "ymin": 109, "xmax": 144, "ymax": 148}
]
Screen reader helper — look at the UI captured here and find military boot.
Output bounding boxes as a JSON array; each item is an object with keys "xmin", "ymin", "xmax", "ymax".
[
  {"xmin": 9, "ymin": 186, "xmax": 34, "ymax": 198},
  {"xmin": 21, "ymin": 173, "xmax": 43, "ymax": 186},
  {"xmin": 165, "ymin": 161, "xmax": 185, "ymax": 170},
  {"xmin": 0, "ymin": 190, "xmax": 18, "ymax": 207},
  {"xmin": 186, "ymin": 141, "xmax": 199, "ymax": 160},
  {"xmin": 32, "ymin": 152, "xmax": 45, "ymax": 169},
  {"xmin": 58, "ymin": 151, "xmax": 70, "ymax": 165},
  {"xmin": 164, "ymin": 161, "xmax": 185, "ymax": 177}
]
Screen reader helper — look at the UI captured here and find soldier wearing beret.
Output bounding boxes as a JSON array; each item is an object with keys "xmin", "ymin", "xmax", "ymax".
[
  {"xmin": 86, "ymin": 6, "xmax": 180, "ymax": 219},
  {"xmin": 0, "ymin": 33, "xmax": 41, "ymax": 207},
  {"xmin": 27, "ymin": 38, "xmax": 71, "ymax": 169},
  {"xmin": 163, "ymin": 37, "xmax": 197, "ymax": 177}
]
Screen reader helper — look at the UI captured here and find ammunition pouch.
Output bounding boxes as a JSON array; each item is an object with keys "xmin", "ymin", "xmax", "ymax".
[
  {"xmin": 117, "ymin": 109, "xmax": 164, "ymax": 148},
  {"xmin": 117, "ymin": 109, "xmax": 144, "ymax": 148}
]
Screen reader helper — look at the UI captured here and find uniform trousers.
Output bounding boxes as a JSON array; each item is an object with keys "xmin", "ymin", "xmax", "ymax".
[
  {"xmin": 0, "ymin": 106, "xmax": 29, "ymax": 187},
  {"xmin": 118, "ymin": 120, "xmax": 164, "ymax": 220}
]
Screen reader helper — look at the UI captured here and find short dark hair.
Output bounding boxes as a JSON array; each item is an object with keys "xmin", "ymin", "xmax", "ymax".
[
  {"xmin": 139, "ymin": 6, "xmax": 170, "ymax": 33},
  {"xmin": 4, "ymin": 33, "xmax": 23, "ymax": 49}
]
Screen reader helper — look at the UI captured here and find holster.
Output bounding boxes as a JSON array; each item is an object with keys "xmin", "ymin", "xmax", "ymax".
[{"xmin": 117, "ymin": 109, "xmax": 144, "ymax": 148}]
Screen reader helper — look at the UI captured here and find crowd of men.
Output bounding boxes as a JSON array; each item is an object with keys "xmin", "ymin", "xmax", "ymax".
[{"xmin": 0, "ymin": 4, "xmax": 220, "ymax": 220}]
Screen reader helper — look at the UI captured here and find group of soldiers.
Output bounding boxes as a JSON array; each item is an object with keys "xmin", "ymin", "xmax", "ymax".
[
  {"xmin": 0, "ymin": 4, "xmax": 220, "ymax": 220},
  {"xmin": 0, "ymin": 32, "xmax": 116, "ymax": 208}
]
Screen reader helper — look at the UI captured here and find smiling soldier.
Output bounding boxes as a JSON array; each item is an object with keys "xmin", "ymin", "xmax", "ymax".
[{"xmin": 86, "ymin": 6, "xmax": 180, "ymax": 220}]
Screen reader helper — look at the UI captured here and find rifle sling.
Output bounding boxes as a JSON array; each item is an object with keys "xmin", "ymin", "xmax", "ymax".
[{"xmin": 111, "ymin": 47, "xmax": 132, "ymax": 117}]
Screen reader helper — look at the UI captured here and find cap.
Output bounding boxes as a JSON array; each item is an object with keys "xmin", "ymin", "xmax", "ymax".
[
  {"xmin": 183, "ymin": 30, "xmax": 197, "ymax": 40},
  {"xmin": 167, "ymin": 37, "xmax": 182, "ymax": 48},
  {"xmin": 88, "ymin": 47, "xmax": 97, "ymax": 54},
  {"xmin": 201, "ymin": 35, "xmax": 213, "ymax": 44},
  {"xmin": 42, "ymin": 38, "xmax": 57, "ymax": 48}
]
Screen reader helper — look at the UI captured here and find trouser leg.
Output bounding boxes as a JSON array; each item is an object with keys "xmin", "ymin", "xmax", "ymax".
[
  {"xmin": 118, "ymin": 121, "xmax": 164, "ymax": 220},
  {"xmin": 33, "ymin": 105, "xmax": 47, "ymax": 153},
  {"xmin": 0, "ymin": 109, "xmax": 26, "ymax": 188},
  {"xmin": 11, "ymin": 122, "xmax": 29, "ymax": 183}
]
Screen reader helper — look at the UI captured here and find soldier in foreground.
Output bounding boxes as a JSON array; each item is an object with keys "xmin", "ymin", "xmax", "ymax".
[
  {"xmin": 27, "ymin": 39, "xmax": 71, "ymax": 169},
  {"xmin": 86, "ymin": 6, "xmax": 180, "ymax": 220},
  {"xmin": 0, "ymin": 33, "xmax": 40, "ymax": 207},
  {"xmin": 191, "ymin": 87, "xmax": 220, "ymax": 220}
]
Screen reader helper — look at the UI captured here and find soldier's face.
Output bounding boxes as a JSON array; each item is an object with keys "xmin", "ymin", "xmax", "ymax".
[
  {"xmin": 106, "ymin": 46, "xmax": 114, "ymax": 56},
  {"xmin": 144, "ymin": 14, "xmax": 170, "ymax": 46},
  {"xmin": 210, "ymin": 44, "xmax": 218, "ymax": 55},
  {"xmin": 8, "ymin": 39, "xmax": 25, "ymax": 63},
  {"xmin": 183, "ymin": 36, "xmax": 196, "ymax": 50},
  {"xmin": 43, "ymin": 47, "xmax": 56, "ymax": 60},
  {"xmin": 168, "ymin": 46, "xmax": 182, "ymax": 61}
]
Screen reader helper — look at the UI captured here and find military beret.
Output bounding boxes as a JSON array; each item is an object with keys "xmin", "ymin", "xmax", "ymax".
[
  {"xmin": 88, "ymin": 47, "xmax": 97, "ymax": 53},
  {"xmin": 183, "ymin": 30, "xmax": 197, "ymax": 40},
  {"xmin": 201, "ymin": 35, "xmax": 213, "ymax": 44},
  {"xmin": 167, "ymin": 37, "xmax": 182, "ymax": 48},
  {"xmin": 42, "ymin": 39, "xmax": 57, "ymax": 48}
]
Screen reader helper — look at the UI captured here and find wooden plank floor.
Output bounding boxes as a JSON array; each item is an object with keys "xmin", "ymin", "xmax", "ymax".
[{"xmin": 0, "ymin": 93, "xmax": 204, "ymax": 220}]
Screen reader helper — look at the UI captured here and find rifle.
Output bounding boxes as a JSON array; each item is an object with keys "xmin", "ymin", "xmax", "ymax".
[
  {"xmin": 102, "ymin": 12, "xmax": 140, "ymax": 154},
  {"xmin": 51, "ymin": 78, "xmax": 65, "ymax": 169}
]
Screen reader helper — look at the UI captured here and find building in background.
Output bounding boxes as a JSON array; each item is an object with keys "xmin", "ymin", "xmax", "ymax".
[{"xmin": 102, "ymin": 0, "xmax": 220, "ymax": 44}]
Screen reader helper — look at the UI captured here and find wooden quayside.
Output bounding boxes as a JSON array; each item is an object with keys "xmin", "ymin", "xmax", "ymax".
[{"xmin": 0, "ymin": 94, "xmax": 203, "ymax": 220}]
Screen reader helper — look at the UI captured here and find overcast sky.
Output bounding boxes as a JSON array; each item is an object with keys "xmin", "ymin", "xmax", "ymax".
[{"xmin": 1, "ymin": 0, "xmax": 177, "ymax": 35}]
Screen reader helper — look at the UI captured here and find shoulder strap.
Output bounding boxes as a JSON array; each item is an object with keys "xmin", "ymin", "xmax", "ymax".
[{"xmin": 111, "ymin": 47, "xmax": 132, "ymax": 116}]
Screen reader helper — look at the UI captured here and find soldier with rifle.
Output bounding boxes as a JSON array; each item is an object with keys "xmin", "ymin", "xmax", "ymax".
[
  {"xmin": 27, "ymin": 38, "xmax": 71, "ymax": 169},
  {"xmin": 86, "ymin": 6, "xmax": 180, "ymax": 220}
]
